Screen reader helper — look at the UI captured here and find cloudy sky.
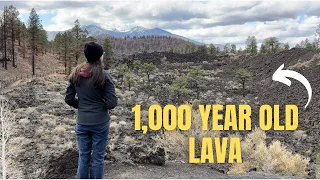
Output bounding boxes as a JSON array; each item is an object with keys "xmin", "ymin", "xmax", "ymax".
[{"xmin": 1, "ymin": 0, "xmax": 320, "ymax": 48}]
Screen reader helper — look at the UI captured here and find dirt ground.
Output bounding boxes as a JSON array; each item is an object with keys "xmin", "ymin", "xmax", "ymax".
[
  {"xmin": 44, "ymin": 149, "xmax": 295, "ymax": 179},
  {"xmin": 61, "ymin": 162, "xmax": 295, "ymax": 179},
  {"xmin": 75, "ymin": 162, "xmax": 296, "ymax": 179}
]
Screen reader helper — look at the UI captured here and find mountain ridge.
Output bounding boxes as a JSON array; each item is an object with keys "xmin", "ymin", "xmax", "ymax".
[{"xmin": 46, "ymin": 25, "xmax": 203, "ymax": 45}]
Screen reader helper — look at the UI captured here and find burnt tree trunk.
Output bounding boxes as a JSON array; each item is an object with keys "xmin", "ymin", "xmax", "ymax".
[{"xmin": 11, "ymin": 26, "xmax": 15, "ymax": 67}]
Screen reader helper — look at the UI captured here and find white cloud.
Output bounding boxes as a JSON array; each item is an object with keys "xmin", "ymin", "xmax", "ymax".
[{"xmin": 1, "ymin": 0, "xmax": 319, "ymax": 48}]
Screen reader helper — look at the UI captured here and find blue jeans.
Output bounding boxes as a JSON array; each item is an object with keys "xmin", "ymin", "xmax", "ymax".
[{"xmin": 75, "ymin": 120, "xmax": 110, "ymax": 179}]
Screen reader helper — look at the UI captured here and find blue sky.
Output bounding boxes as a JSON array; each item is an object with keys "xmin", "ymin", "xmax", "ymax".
[
  {"xmin": 298, "ymin": 12, "xmax": 306, "ymax": 23},
  {"xmin": 20, "ymin": 13, "xmax": 56, "ymax": 27}
]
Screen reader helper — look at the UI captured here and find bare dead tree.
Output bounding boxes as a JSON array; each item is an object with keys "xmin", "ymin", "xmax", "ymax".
[{"xmin": 0, "ymin": 96, "xmax": 14, "ymax": 179}]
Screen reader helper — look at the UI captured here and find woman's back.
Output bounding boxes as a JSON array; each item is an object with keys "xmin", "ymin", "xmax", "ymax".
[
  {"xmin": 65, "ymin": 42, "xmax": 117, "ymax": 126},
  {"xmin": 64, "ymin": 41, "xmax": 117, "ymax": 179},
  {"xmin": 72, "ymin": 71, "xmax": 117, "ymax": 125}
]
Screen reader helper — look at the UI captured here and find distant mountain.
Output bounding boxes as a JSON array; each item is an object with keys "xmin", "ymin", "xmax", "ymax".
[
  {"xmin": 47, "ymin": 31, "xmax": 61, "ymax": 42},
  {"xmin": 47, "ymin": 25, "xmax": 202, "ymax": 45}
]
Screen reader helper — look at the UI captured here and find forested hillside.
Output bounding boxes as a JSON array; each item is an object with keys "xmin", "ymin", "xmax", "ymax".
[{"xmin": 95, "ymin": 35, "xmax": 199, "ymax": 56}]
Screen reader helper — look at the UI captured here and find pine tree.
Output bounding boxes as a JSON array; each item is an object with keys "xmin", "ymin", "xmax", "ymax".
[
  {"xmin": 37, "ymin": 25, "xmax": 48, "ymax": 55},
  {"xmin": 20, "ymin": 23, "xmax": 27, "ymax": 58},
  {"xmin": 305, "ymin": 38, "xmax": 313, "ymax": 50},
  {"xmin": 260, "ymin": 44, "xmax": 267, "ymax": 54},
  {"xmin": 246, "ymin": 36, "xmax": 258, "ymax": 55},
  {"xmin": 197, "ymin": 45, "xmax": 207, "ymax": 54},
  {"xmin": 124, "ymin": 71, "xmax": 134, "ymax": 91},
  {"xmin": 284, "ymin": 42, "xmax": 290, "ymax": 50},
  {"xmin": 169, "ymin": 75, "xmax": 192, "ymax": 104},
  {"xmin": 2, "ymin": 6, "xmax": 9, "ymax": 69},
  {"xmin": 71, "ymin": 19, "xmax": 88, "ymax": 65},
  {"xmin": 102, "ymin": 38, "xmax": 112, "ymax": 69},
  {"xmin": 7, "ymin": 5, "xmax": 19, "ymax": 67},
  {"xmin": 61, "ymin": 31, "xmax": 74, "ymax": 74},
  {"xmin": 28, "ymin": 8, "xmax": 41, "ymax": 75},
  {"xmin": 187, "ymin": 65, "xmax": 205, "ymax": 99},
  {"xmin": 224, "ymin": 43, "xmax": 231, "ymax": 53},
  {"xmin": 264, "ymin": 37, "xmax": 280, "ymax": 53},
  {"xmin": 234, "ymin": 69, "xmax": 252, "ymax": 97},
  {"xmin": 116, "ymin": 64, "xmax": 129, "ymax": 85},
  {"xmin": 209, "ymin": 43, "xmax": 216, "ymax": 55},
  {"xmin": 231, "ymin": 44, "xmax": 236, "ymax": 53},
  {"xmin": 140, "ymin": 62, "xmax": 156, "ymax": 82},
  {"xmin": 53, "ymin": 32, "xmax": 63, "ymax": 59}
]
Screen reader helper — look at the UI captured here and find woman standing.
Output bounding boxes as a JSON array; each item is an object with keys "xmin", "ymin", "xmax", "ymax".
[{"xmin": 65, "ymin": 42, "xmax": 117, "ymax": 179}]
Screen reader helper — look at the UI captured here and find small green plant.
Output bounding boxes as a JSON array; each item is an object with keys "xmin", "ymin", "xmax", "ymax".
[
  {"xmin": 234, "ymin": 69, "xmax": 252, "ymax": 97},
  {"xmin": 187, "ymin": 66, "xmax": 205, "ymax": 99},
  {"xmin": 140, "ymin": 62, "xmax": 156, "ymax": 82},
  {"xmin": 116, "ymin": 64, "xmax": 129, "ymax": 85},
  {"xmin": 124, "ymin": 71, "xmax": 134, "ymax": 91},
  {"xmin": 192, "ymin": 99, "xmax": 201, "ymax": 110},
  {"xmin": 133, "ymin": 60, "xmax": 142, "ymax": 73},
  {"xmin": 168, "ymin": 75, "xmax": 192, "ymax": 104}
]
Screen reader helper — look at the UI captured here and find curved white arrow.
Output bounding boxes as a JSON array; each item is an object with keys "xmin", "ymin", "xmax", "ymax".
[{"xmin": 272, "ymin": 64, "xmax": 312, "ymax": 108}]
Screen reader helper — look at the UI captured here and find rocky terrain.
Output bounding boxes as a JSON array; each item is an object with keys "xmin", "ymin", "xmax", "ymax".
[{"xmin": 0, "ymin": 48, "xmax": 319, "ymax": 178}]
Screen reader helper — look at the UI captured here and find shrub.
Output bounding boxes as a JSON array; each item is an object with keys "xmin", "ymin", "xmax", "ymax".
[
  {"xmin": 52, "ymin": 125, "xmax": 66, "ymax": 135},
  {"xmin": 187, "ymin": 66, "xmax": 205, "ymax": 99},
  {"xmin": 35, "ymin": 127, "xmax": 45, "ymax": 137},
  {"xmin": 228, "ymin": 128, "xmax": 309, "ymax": 178},
  {"xmin": 140, "ymin": 62, "xmax": 156, "ymax": 82},
  {"xmin": 110, "ymin": 115, "xmax": 117, "ymax": 121},
  {"xmin": 192, "ymin": 99, "xmax": 201, "ymax": 110},
  {"xmin": 292, "ymin": 130, "xmax": 307, "ymax": 141},
  {"xmin": 123, "ymin": 136, "xmax": 136, "ymax": 144},
  {"xmin": 19, "ymin": 118, "xmax": 30, "ymax": 125},
  {"xmin": 234, "ymin": 69, "xmax": 252, "ymax": 97},
  {"xmin": 109, "ymin": 121, "xmax": 119, "ymax": 133},
  {"xmin": 168, "ymin": 75, "xmax": 192, "ymax": 104}
]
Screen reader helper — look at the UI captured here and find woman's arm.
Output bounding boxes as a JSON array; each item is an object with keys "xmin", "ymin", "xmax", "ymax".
[
  {"xmin": 103, "ymin": 72, "xmax": 118, "ymax": 109},
  {"xmin": 65, "ymin": 83, "xmax": 79, "ymax": 109}
]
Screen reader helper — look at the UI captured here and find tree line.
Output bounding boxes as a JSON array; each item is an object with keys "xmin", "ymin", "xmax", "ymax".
[
  {"xmin": 191, "ymin": 25, "xmax": 320, "ymax": 56},
  {"xmin": 0, "ymin": 5, "xmax": 48, "ymax": 75},
  {"xmin": 52, "ymin": 19, "xmax": 113, "ymax": 74},
  {"xmin": 242, "ymin": 26, "xmax": 320, "ymax": 55}
]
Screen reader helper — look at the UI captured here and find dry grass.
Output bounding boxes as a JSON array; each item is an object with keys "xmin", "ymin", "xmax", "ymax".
[
  {"xmin": 109, "ymin": 121, "xmax": 119, "ymax": 133},
  {"xmin": 42, "ymin": 118, "xmax": 56, "ymax": 128},
  {"xmin": 52, "ymin": 125, "xmax": 66, "ymax": 135},
  {"xmin": 123, "ymin": 136, "xmax": 136, "ymax": 144},
  {"xmin": 10, "ymin": 137, "xmax": 32, "ymax": 146},
  {"xmin": 24, "ymin": 107, "xmax": 39, "ymax": 115},
  {"xmin": 228, "ymin": 128, "xmax": 309, "ymax": 178},
  {"xmin": 51, "ymin": 141, "xmax": 73, "ymax": 150},
  {"xmin": 37, "ymin": 143, "xmax": 47, "ymax": 151},
  {"xmin": 35, "ymin": 127, "xmax": 45, "ymax": 137},
  {"xmin": 119, "ymin": 121, "xmax": 127, "ymax": 126},
  {"xmin": 292, "ymin": 130, "xmax": 307, "ymax": 141},
  {"xmin": 154, "ymin": 130, "xmax": 189, "ymax": 161},
  {"xmin": 41, "ymin": 113, "xmax": 55, "ymax": 119},
  {"xmin": 19, "ymin": 118, "xmax": 30, "ymax": 125},
  {"xmin": 154, "ymin": 108, "xmax": 220, "ymax": 161},
  {"xmin": 52, "ymin": 98, "xmax": 65, "ymax": 104},
  {"xmin": 110, "ymin": 115, "xmax": 117, "ymax": 121}
]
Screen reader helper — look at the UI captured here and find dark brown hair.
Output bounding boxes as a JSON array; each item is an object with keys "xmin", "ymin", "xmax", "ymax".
[{"xmin": 69, "ymin": 60, "xmax": 106, "ymax": 89}]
